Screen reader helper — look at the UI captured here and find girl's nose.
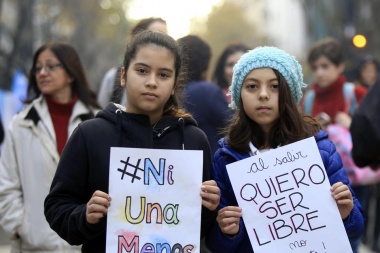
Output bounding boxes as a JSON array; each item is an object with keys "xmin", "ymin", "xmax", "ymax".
[{"xmin": 258, "ymin": 88, "xmax": 269, "ymax": 100}]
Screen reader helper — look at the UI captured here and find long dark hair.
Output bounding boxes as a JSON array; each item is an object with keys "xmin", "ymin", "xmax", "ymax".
[
  {"xmin": 213, "ymin": 43, "xmax": 249, "ymax": 89},
  {"xmin": 25, "ymin": 42, "xmax": 101, "ymax": 109},
  {"xmin": 226, "ymin": 69, "xmax": 320, "ymax": 153},
  {"xmin": 122, "ymin": 30, "xmax": 191, "ymax": 118}
]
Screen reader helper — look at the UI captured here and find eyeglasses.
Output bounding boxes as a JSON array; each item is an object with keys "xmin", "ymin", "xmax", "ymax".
[{"xmin": 34, "ymin": 63, "xmax": 63, "ymax": 74}]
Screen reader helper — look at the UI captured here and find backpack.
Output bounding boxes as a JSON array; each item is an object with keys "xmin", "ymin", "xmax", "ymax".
[{"xmin": 303, "ymin": 83, "xmax": 380, "ymax": 186}]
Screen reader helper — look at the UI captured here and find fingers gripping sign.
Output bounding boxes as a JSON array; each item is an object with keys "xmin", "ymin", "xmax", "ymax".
[
  {"xmin": 86, "ymin": 190, "xmax": 112, "ymax": 224},
  {"xmin": 200, "ymin": 180, "xmax": 221, "ymax": 211},
  {"xmin": 330, "ymin": 182, "xmax": 353, "ymax": 221},
  {"xmin": 217, "ymin": 206, "xmax": 242, "ymax": 236}
]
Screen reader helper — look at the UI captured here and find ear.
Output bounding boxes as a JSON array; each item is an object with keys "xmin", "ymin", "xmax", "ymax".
[
  {"xmin": 171, "ymin": 89, "xmax": 175, "ymax": 95},
  {"xmin": 68, "ymin": 76, "xmax": 74, "ymax": 85},
  {"xmin": 120, "ymin": 67, "xmax": 126, "ymax": 87},
  {"xmin": 338, "ymin": 63, "xmax": 346, "ymax": 74}
]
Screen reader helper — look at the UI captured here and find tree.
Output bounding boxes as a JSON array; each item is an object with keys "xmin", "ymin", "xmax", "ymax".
[
  {"xmin": 0, "ymin": 0, "xmax": 131, "ymax": 91},
  {"xmin": 0, "ymin": 0, "xmax": 35, "ymax": 90},
  {"xmin": 190, "ymin": 1, "xmax": 266, "ymax": 78}
]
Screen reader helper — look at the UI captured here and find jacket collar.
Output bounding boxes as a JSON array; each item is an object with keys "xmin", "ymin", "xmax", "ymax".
[{"xmin": 22, "ymin": 95, "xmax": 96, "ymax": 126}]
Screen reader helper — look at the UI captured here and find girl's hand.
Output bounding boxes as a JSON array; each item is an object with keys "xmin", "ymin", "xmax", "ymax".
[
  {"xmin": 86, "ymin": 190, "xmax": 111, "ymax": 224},
  {"xmin": 217, "ymin": 206, "xmax": 242, "ymax": 236},
  {"xmin": 334, "ymin": 112, "xmax": 352, "ymax": 129},
  {"xmin": 201, "ymin": 180, "xmax": 220, "ymax": 211},
  {"xmin": 331, "ymin": 182, "xmax": 353, "ymax": 221}
]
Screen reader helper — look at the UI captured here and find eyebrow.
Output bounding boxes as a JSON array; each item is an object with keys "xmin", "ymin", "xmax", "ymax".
[
  {"xmin": 243, "ymin": 77, "xmax": 278, "ymax": 83},
  {"xmin": 134, "ymin": 63, "xmax": 174, "ymax": 73},
  {"xmin": 36, "ymin": 58, "xmax": 59, "ymax": 64}
]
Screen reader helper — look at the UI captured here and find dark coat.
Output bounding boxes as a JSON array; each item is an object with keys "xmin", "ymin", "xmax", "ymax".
[
  {"xmin": 183, "ymin": 81, "xmax": 233, "ymax": 155},
  {"xmin": 351, "ymin": 80, "xmax": 380, "ymax": 167},
  {"xmin": 44, "ymin": 103, "xmax": 215, "ymax": 253}
]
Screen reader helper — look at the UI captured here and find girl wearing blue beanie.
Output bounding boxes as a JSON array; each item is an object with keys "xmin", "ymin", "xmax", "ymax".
[{"xmin": 206, "ymin": 46, "xmax": 364, "ymax": 252}]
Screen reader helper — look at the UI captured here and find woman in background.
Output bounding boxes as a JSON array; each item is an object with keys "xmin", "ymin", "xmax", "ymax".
[
  {"xmin": 0, "ymin": 41, "xmax": 100, "ymax": 253},
  {"xmin": 213, "ymin": 43, "xmax": 249, "ymax": 103}
]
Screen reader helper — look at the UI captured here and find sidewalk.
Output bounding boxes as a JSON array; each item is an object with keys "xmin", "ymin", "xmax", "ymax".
[
  {"xmin": 0, "ymin": 227, "xmax": 9, "ymax": 253},
  {"xmin": 0, "ymin": 246, "xmax": 10, "ymax": 253}
]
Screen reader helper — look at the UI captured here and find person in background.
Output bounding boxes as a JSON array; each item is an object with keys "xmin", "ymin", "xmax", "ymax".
[
  {"xmin": 97, "ymin": 17, "xmax": 168, "ymax": 109},
  {"xmin": 354, "ymin": 55, "xmax": 379, "ymax": 89},
  {"xmin": 303, "ymin": 37, "xmax": 366, "ymax": 128},
  {"xmin": 207, "ymin": 46, "xmax": 364, "ymax": 253},
  {"xmin": 302, "ymin": 37, "xmax": 367, "ymax": 253},
  {"xmin": 351, "ymin": 78, "xmax": 380, "ymax": 252},
  {"xmin": 213, "ymin": 43, "xmax": 249, "ymax": 103},
  {"xmin": 0, "ymin": 41, "xmax": 100, "ymax": 252},
  {"xmin": 177, "ymin": 35, "xmax": 233, "ymax": 154},
  {"xmin": 44, "ymin": 31, "xmax": 220, "ymax": 253}
]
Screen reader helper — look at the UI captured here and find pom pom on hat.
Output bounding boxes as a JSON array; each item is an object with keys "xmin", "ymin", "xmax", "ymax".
[{"xmin": 229, "ymin": 46, "xmax": 305, "ymax": 109}]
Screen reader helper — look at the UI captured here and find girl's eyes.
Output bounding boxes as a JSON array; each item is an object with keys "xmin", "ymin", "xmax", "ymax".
[
  {"xmin": 246, "ymin": 84, "xmax": 258, "ymax": 89},
  {"xmin": 246, "ymin": 83, "xmax": 279, "ymax": 89},
  {"xmin": 135, "ymin": 68, "xmax": 171, "ymax": 78},
  {"xmin": 159, "ymin": 72, "xmax": 170, "ymax": 78},
  {"xmin": 271, "ymin": 84, "xmax": 279, "ymax": 89},
  {"xmin": 136, "ymin": 68, "xmax": 147, "ymax": 74}
]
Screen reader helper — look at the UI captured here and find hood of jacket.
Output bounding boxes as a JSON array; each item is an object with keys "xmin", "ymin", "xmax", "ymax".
[{"xmin": 96, "ymin": 103, "xmax": 198, "ymax": 147}]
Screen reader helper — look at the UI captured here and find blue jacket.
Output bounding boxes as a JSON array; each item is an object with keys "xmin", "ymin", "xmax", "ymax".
[
  {"xmin": 207, "ymin": 130, "xmax": 364, "ymax": 253},
  {"xmin": 183, "ymin": 81, "xmax": 233, "ymax": 154}
]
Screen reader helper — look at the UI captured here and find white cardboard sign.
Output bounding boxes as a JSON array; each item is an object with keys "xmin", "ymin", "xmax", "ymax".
[
  {"xmin": 226, "ymin": 137, "xmax": 352, "ymax": 253},
  {"xmin": 106, "ymin": 148, "xmax": 203, "ymax": 253}
]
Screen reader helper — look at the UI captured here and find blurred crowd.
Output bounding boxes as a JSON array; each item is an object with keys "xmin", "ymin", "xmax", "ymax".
[{"xmin": 0, "ymin": 17, "xmax": 379, "ymax": 253}]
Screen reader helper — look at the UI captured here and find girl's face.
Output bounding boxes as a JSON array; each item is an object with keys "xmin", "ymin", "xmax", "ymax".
[
  {"xmin": 224, "ymin": 51, "xmax": 245, "ymax": 86},
  {"xmin": 241, "ymin": 68, "xmax": 279, "ymax": 134},
  {"xmin": 310, "ymin": 55, "xmax": 344, "ymax": 88},
  {"xmin": 360, "ymin": 62, "xmax": 378, "ymax": 87},
  {"xmin": 122, "ymin": 44, "xmax": 175, "ymax": 123},
  {"xmin": 35, "ymin": 49, "xmax": 73, "ymax": 103}
]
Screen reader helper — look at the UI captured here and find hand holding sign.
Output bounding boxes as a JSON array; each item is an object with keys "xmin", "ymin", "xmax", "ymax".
[
  {"xmin": 331, "ymin": 182, "xmax": 354, "ymax": 220},
  {"xmin": 201, "ymin": 180, "xmax": 221, "ymax": 211},
  {"xmin": 86, "ymin": 190, "xmax": 111, "ymax": 224},
  {"xmin": 216, "ymin": 206, "xmax": 242, "ymax": 235}
]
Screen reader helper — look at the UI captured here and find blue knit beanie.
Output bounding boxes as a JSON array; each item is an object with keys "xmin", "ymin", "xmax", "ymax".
[{"xmin": 229, "ymin": 46, "xmax": 305, "ymax": 109}]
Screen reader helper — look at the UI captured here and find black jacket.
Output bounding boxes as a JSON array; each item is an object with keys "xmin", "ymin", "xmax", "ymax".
[
  {"xmin": 44, "ymin": 103, "xmax": 215, "ymax": 252},
  {"xmin": 351, "ymin": 80, "xmax": 380, "ymax": 167}
]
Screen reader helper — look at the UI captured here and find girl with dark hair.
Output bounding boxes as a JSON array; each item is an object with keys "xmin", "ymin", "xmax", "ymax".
[
  {"xmin": 213, "ymin": 43, "xmax": 249, "ymax": 103},
  {"xmin": 206, "ymin": 46, "xmax": 364, "ymax": 252},
  {"xmin": 44, "ymin": 31, "xmax": 220, "ymax": 253},
  {"xmin": 0, "ymin": 41, "xmax": 100, "ymax": 252},
  {"xmin": 98, "ymin": 17, "xmax": 168, "ymax": 109}
]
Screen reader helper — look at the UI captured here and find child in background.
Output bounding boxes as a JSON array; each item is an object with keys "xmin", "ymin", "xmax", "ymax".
[
  {"xmin": 45, "ymin": 31, "xmax": 220, "ymax": 253},
  {"xmin": 303, "ymin": 38, "xmax": 366, "ymax": 129},
  {"xmin": 206, "ymin": 46, "xmax": 364, "ymax": 253},
  {"xmin": 303, "ymin": 38, "xmax": 368, "ymax": 253}
]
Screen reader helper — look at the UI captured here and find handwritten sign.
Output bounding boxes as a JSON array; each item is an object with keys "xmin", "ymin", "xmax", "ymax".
[
  {"xmin": 106, "ymin": 147, "xmax": 203, "ymax": 253},
  {"xmin": 226, "ymin": 137, "xmax": 352, "ymax": 253}
]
